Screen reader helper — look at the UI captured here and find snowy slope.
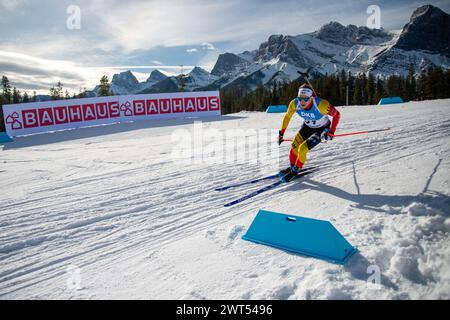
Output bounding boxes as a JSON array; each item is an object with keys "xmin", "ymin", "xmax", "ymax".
[{"xmin": 0, "ymin": 99, "xmax": 449, "ymax": 299}]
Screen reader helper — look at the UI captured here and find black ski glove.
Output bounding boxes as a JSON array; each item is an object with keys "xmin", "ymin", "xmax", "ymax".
[
  {"xmin": 320, "ymin": 128, "xmax": 333, "ymax": 141},
  {"xmin": 278, "ymin": 130, "xmax": 285, "ymax": 145}
]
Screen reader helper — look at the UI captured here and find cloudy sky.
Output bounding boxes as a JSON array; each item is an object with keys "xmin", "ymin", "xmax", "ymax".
[{"xmin": 1, "ymin": 0, "xmax": 449, "ymax": 94}]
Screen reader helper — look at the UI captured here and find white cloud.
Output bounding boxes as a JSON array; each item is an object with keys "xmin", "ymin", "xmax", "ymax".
[
  {"xmin": 201, "ymin": 42, "xmax": 216, "ymax": 50},
  {"xmin": 2, "ymin": 0, "xmax": 430, "ymax": 59},
  {"xmin": 86, "ymin": 65, "xmax": 195, "ymax": 70},
  {"xmin": 3, "ymin": 0, "xmax": 446, "ymax": 93},
  {"xmin": 0, "ymin": 50, "xmax": 120, "ymax": 94},
  {"xmin": 91, "ymin": 0, "xmax": 304, "ymax": 53},
  {"xmin": 0, "ymin": 34, "xmax": 102, "ymax": 65},
  {"xmin": 0, "ymin": 0, "xmax": 27, "ymax": 10},
  {"xmin": 198, "ymin": 52, "xmax": 220, "ymax": 72},
  {"xmin": 130, "ymin": 71, "xmax": 150, "ymax": 83},
  {"xmin": 89, "ymin": 0, "xmax": 371, "ymax": 54},
  {"xmin": 0, "ymin": 50, "xmax": 199, "ymax": 93},
  {"xmin": 94, "ymin": 1, "xmax": 227, "ymax": 52}
]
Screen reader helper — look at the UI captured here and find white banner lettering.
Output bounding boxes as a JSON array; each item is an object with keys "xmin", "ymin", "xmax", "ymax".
[{"xmin": 2, "ymin": 91, "xmax": 221, "ymax": 137}]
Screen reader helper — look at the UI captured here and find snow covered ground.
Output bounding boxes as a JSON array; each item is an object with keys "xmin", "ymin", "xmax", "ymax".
[{"xmin": 1, "ymin": 99, "xmax": 449, "ymax": 300}]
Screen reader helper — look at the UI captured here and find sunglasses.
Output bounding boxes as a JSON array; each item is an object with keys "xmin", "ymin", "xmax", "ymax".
[{"xmin": 298, "ymin": 96, "xmax": 311, "ymax": 103}]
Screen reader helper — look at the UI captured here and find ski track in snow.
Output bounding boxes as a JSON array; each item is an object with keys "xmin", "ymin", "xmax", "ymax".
[{"xmin": 0, "ymin": 100, "xmax": 449, "ymax": 299}]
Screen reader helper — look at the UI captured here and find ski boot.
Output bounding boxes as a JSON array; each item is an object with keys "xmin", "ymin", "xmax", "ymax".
[
  {"xmin": 280, "ymin": 165, "xmax": 300, "ymax": 183},
  {"xmin": 278, "ymin": 167, "xmax": 291, "ymax": 179}
]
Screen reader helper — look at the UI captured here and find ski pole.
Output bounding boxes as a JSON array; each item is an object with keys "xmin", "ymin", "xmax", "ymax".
[
  {"xmin": 297, "ymin": 69, "xmax": 322, "ymax": 110},
  {"xmin": 329, "ymin": 128, "xmax": 391, "ymax": 137},
  {"xmin": 281, "ymin": 128, "xmax": 390, "ymax": 142},
  {"xmin": 297, "ymin": 70, "xmax": 317, "ymax": 96}
]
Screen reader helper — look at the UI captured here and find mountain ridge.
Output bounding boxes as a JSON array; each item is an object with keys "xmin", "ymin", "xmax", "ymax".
[{"xmin": 90, "ymin": 4, "xmax": 449, "ymax": 95}]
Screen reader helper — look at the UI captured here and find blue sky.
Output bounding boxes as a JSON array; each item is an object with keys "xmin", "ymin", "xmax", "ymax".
[{"xmin": 1, "ymin": 0, "xmax": 449, "ymax": 94}]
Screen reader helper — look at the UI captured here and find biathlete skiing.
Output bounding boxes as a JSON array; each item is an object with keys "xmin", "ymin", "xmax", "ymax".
[
  {"xmin": 219, "ymin": 79, "xmax": 388, "ymax": 206},
  {"xmin": 278, "ymin": 83, "xmax": 341, "ymax": 182}
]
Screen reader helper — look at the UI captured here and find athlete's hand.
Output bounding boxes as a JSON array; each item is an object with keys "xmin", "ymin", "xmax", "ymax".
[
  {"xmin": 320, "ymin": 128, "xmax": 333, "ymax": 141},
  {"xmin": 278, "ymin": 130, "xmax": 285, "ymax": 145}
]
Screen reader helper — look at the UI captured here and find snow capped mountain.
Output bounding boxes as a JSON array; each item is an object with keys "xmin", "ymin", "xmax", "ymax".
[
  {"xmin": 210, "ymin": 53, "xmax": 252, "ymax": 77},
  {"xmin": 88, "ymin": 70, "xmax": 141, "ymax": 96},
  {"xmin": 184, "ymin": 66, "xmax": 216, "ymax": 90},
  {"xmin": 203, "ymin": 4, "xmax": 450, "ymax": 92},
  {"xmin": 92, "ymin": 4, "xmax": 449, "ymax": 95},
  {"xmin": 316, "ymin": 22, "xmax": 392, "ymax": 46},
  {"xmin": 139, "ymin": 66, "xmax": 218, "ymax": 94},
  {"xmin": 109, "ymin": 70, "xmax": 171, "ymax": 95},
  {"xmin": 146, "ymin": 69, "xmax": 167, "ymax": 83},
  {"xmin": 138, "ymin": 77, "xmax": 179, "ymax": 94},
  {"xmin": 394, "ymin": 5, "xmax": 450, "ymax": 55},
  {"xmin": 110, "ymin": 70, "xmax": 140, "ymax": 95},
  {"xmin": 369, "ymin": 5, "xmax": 450, "ymax": 75},
  {"xmin": 255, "ymin": 34, "xmax": 310, "ymax": 68},
  {"xmin": 138, "ymin": 69, "xmax": 169, "ymax": 93},
  {"xmin": 200, "ymin": 28, "xmax": 388, "ymax": 92},
  {"xmin": 89, "ymin": 69, "xmax": 170, "ymax": 96}
]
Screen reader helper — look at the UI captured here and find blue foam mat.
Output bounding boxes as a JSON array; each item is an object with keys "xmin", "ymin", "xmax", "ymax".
[
  {"xmin": 242, "ymin": 210, "xmax": 357, "ymax": 265},
  {"xmin": 378, "ymin": 97, "xmax": 404, "ymax": 105},
  {"xmin": 266, "ymin": 105, "xmax": 287, "ymax": 113},
  {"xmin": 0, "ymin": 132, "xmax": 13, "ymax": 143}
]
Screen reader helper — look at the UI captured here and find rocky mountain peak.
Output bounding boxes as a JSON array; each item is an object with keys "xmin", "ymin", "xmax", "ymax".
[
  {"xmin": 317, "ymin": 21, "xmax": 391, "ymax": 46},
  {"xmin": 189, "ymin": 66, "xmax": 209, "ymax": 77},
  {"xmin": 112, "ymin": 71, "xmax": 139, "ymax": 86},
  {"xmin": 394, "ymin": 5, "xmax": 450, "ymax": 56},
  {"xmin": 210, "ymin": 53, "xmax": 251, "ymax": 76},
  {"xmin": 146, "ymin": 70, "xmax": 167, "ymax": 83}
]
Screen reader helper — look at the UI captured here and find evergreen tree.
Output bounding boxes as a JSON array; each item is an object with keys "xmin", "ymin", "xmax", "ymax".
[
  {"xmin": 352, "ymin": 74, "xmax": 363, "ymax": 105},
  {"xmin": 366, "ymin": 73, "xmax": 375, "ymax": 105},
  {"xmin": 334, "ymin": 75, "xmax": 341, "ymax": 105},
  {"xmin": 12, "ymin": 87, "xmax": 21, "ymax": 104},
  {"xmin": 1, "ymin": 75, "xmax": 12, "ymax": 104},
  {"xmin": 361, "ymin": 73, "xmax": 368, "ymax": 104},
  {"xmin": 339, "ymin": 70, "xmax": 347, "ymax": 106},
  {"xmin": 416, "ymin": 71, "xmax": 426, "ymax": 100},
  {"xmin": 347, "ymin": 71, "xmax": 354, "ymax": 105},
  {"xmin": 374, "ymin": 76, "xmax": 384, "ymax": 104},
  {"xmin": 405, "ymin": 64, "xmax": 416, "ymax": 101},
  {"xmin": 99, "ymin": 75, "xmax": 112, "ymax": 96},
  {"xmin": 50, "ymin": 81, "xmax": 64, "ymax": 100},
  {"xmin": 444, "ymin": 69, "xmax": 450, "ymax": 99},
  {"xmin": 219, "ymin": 66, "xmax": 450, "ymax": 114},
  {"xmin": 386, "ymin": 75, "xmax": 399, "ymax": 97},
  {"xmin": 23, "ymin": 92, "xmax": 30, "ymax": 103},
  {"xmin": 272, "ymin": 82, "xmax": 280, "ymax": 105},
  {"xmin": 434, "ymin": 68, "xmax": 445, "ymax": 99},
  {"xmin": 78, "ymin": 87, "xmax": 87, "ymax": 98},
  {"xmin": 424, "ymin": 67, "xmax": 438, "ymax": 100}
]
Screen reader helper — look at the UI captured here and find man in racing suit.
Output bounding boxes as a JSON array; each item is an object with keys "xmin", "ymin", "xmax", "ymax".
[{"xmin": 278, "ymin": 84, "xmax": 340, "ymax": 182}]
